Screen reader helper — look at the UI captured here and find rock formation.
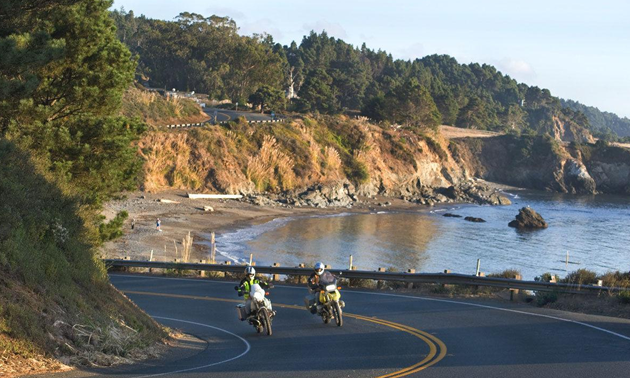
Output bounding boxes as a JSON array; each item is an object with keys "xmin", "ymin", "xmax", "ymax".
[{"xmin": 508, "ymin": 207, "xmax": 548, "ymax": 229}]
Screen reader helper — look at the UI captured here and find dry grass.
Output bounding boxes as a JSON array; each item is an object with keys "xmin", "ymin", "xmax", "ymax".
[
  {"xmin": 137, "ymin": 116, "xmax": 469, "ymax": 195},
  {"xmin": 246, "ymin": 135, "xmax": 296, "ymax": 191}
]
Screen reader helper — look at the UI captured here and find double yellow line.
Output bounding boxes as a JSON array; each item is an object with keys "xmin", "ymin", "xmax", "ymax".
[{"xmin": 123, "ymin": 290, "xmax": 447, "ymax": 377}]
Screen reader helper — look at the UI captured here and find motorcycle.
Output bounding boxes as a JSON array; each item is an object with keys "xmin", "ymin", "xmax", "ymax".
[
  {"xmin": 306, "ymin": 272, "xmax": 345, "ymax": 327},
  {"xmin": 235, "ymin": 283, "xmax": 275, "ymax": 335}
]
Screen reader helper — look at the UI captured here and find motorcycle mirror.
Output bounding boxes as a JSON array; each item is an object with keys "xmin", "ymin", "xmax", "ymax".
[{"xmin": 234, "ymin": 286, "xmax": 239, "ymax": 290}]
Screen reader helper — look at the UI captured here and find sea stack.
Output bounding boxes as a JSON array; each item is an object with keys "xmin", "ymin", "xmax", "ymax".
[{"xmin": 508, "ymin": 207, "xmax": 548, "ymax": 229}]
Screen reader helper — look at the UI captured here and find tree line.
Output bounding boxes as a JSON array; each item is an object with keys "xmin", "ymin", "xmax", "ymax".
[{"xmin": 110, "ymin": 9, "xmax": 612, "ymax": 137}]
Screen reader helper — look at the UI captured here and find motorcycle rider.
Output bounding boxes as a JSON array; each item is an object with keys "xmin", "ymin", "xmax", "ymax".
[
  {"xmin": 305, "ymin": 262, "xmax": 333, "ymax": 314},
  {"xmin": 236, "ymin": 266, "xmax": 273, "ymax": 318}
]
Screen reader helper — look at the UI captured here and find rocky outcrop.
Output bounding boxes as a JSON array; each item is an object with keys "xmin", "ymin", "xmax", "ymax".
[
  {"xmin": 403, "ymin": 182, "xmax": 511, "ymax": 206},
  {"xmin": 561, "ymin": 159, "xmax": 596, "ymax": 194},
  {"xmin": 451, "ymin": 135, "xmax": 630, "ymax": 196},
  {"xmin": 443, "ymin": 213, "xmax": 462, "ymax": 218},
  {"xmin": 508, "ymin": 207, "xmax": 548, "ymax": 229},
  {"xmin": 464, "ymin": 216, "xmax": 486, "ymax": 223}
]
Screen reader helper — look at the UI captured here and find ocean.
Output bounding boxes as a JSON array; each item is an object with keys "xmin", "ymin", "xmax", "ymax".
[{"xmin": 213, "ymin": 191, "xmax": 630, "ymax": 280}]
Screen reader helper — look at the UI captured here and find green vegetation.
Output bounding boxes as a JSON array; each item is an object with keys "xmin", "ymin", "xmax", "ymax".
[
  {"xmin": 562, "ymin": 98, "xmax": 630, "ymax": 139},
  {"xmin": 99, "ymin": 211, "xmax": 129, "ymax": 244},
  {"xmin": 0, "ymin": 0, "xmax": 164, "ymax": 369},
  {"xmin": 110, "ymin": 10, "xmax": 597, "ymax": 139},
  {"xmin": 248, "ymin": 85, "xmax": 286, "ymax": 113}
]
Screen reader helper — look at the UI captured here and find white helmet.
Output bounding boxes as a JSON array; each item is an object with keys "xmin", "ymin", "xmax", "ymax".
[
  {"xmin": 314, "ymin": 262, "xmax": 325, "ymax": 275},
  {"xmin": 245, "ymin": 266, "xmax": 256, "ymax": 278}
]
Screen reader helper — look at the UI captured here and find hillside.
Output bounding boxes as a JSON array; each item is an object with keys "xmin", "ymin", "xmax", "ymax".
[
  {"xmin": 0, "ymin": 141, "xmax": 166, "ymax": 376},
  {"xmin": 561, "ymin": 99, "xmax": 630, "ymax": 139},
  {"xmin": 137, "ymin": 116, "xmax": 629, "ymax": 206},
  {"xmin": 0, "ymin": 1, "xmax": 168, "ymax": 375},
  {"xmin": 121, "ymin": 85, "xmax": 209, "ymax": 127},
  {"xmin": 111, "ymin": 10, "xmax": 596, "ymax": 144}
]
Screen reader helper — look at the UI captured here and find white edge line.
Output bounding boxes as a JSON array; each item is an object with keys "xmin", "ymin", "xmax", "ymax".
[
  {"xmin": 133, "ymin": 316, "xmax": 251, "ymax": 378},
  {"xmin": 111, "ymin": 274, "xmax": 630, "ymax": 342},
  {"xmin": 347, "ymin": 290, "xmax": 630, "ymax": 342}
]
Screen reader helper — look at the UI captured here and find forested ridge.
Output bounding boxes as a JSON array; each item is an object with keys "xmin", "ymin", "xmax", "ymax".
[
  {"xmin": 111, "ymin": 9, "xmax": 624, "ymax": 140},
  {"xmin": 561, "ymin": 98, "xmax": 630, "ymax": 140}
]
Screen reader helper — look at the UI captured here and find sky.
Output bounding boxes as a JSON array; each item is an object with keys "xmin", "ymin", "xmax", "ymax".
[{"xmin": 112, "ymin": 0, "xmax": 630, "ymax": 118}]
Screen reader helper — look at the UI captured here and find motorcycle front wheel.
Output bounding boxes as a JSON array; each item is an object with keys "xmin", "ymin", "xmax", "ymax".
[
  {"xmin": 261, "ymin": 308, "xmax": 272, "ymax": 336},
  {"xmin": 332, "ymin": 301, "xmax": 343, "ymax": 327}
]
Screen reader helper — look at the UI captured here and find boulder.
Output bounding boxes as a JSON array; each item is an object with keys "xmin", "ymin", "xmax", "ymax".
[
  {"xmin": 464, "ymin": 216, "xmax": 486, "ymax": 223},
  {"xmin": 508, "ymin": 207, "xmax": 548, "ymax": 229},
  {"xmin": 443, "ymin": 213, "xmax": 462, "ymax": 218}
]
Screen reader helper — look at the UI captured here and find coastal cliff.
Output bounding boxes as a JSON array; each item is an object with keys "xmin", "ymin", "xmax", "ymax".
[
  {"xmin": 139, "ymin": 116, "xmax": 510, "ymax": 206},
  {"xmin": 450, "ymin": 135, "xmax": 630, "ymax": 195},
  {"xmin": 139, "ymin": 117, "xmax": 629, "ymax": 204}
]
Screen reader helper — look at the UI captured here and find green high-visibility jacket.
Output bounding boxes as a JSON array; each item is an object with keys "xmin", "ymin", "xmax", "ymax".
[{"xmin": 238, "ymin": 277, "xmax": 268, "ymax": 299}]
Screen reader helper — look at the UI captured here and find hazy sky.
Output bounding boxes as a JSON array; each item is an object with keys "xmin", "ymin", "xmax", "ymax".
[{"xmin": 113, "ymin": 0, "xmax": 630, "ymax": 118}]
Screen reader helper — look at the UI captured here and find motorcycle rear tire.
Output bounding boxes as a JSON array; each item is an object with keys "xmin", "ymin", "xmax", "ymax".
[
  {"xmin": 332, "ymin": 301, "xmax": 343, "ymax": 327},
  {"xmin": 261, "ymin": 308, "xmax": 272, "ymax": 336}
]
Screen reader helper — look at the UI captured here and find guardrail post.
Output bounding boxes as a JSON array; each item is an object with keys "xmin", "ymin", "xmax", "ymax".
[
  {"xmin": 407, "ymin": 269, "xmax": 415, "ymax": 289},
  {"xmin": 377, "ymin": 267, "xmax": 386, "ymax": 289},
  {"xmin": 510, "ymin": 274, "xmax": 522, "ymax": 301},
  {"xmin": 299, "ymin": 263, "xmax": 306, "ymax": 284},
  {"xmin": 272, "ymin": 263, "xmax": 280, "ymax": 282},
  {"xmin": 198, "ymin": 260, "xmax": 207, "ymax": 277},
  {"xmin": 222, "ymin": 260, "xmax": 231, "ymax": 278},
  {"xmin": 442, "ymin": 269, "xmax": 452, "ymax": 289}
]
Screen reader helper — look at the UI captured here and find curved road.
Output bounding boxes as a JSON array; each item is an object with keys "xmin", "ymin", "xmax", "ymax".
[{"xmin": 42, "ymin": 275, "xmax": 630, "ymax": 377}]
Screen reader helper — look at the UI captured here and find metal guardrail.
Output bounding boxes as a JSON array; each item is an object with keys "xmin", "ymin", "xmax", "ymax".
[
  {"xmin": 103, "ymin": 259, "xmax": 622, "ymax": 295},
  {"xmin": 164, "ymin": 119, "xmax": 284, "ymax": 128}
]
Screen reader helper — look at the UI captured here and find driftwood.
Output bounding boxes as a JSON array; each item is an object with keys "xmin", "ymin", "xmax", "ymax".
[{"xmin": 188, "ymin": 193, "xmax": 243, "ymax": 199}]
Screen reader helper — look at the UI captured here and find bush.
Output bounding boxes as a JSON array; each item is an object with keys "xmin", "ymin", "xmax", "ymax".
[
  {"xmin": 488, "ymin": 269, "xmax": 522, "ymax": 279},
  {"xmin": 599, "ymin": 271, "xmax": 630, "ymax": 289},
  {"xmin": 536, "ymin": 291, "xmax": 558, "ymax": 306},
  {"xmin": 535, "ymin": 272, "xmax": 560, "ymax": 282},
  {"xmin": 98, "ymin": 211, "xmax": 129, "ymax": 244},
  {"xmin": 562, "ymin": 269, "xmax": 598, "ymax": 285},
  {"xmin": 618, "ymin": 291, "xmax": 630, "ymax": 305}
]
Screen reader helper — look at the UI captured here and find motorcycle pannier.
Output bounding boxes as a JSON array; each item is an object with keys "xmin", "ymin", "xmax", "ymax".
[{"xmin": 236, "ymin": 304, "xmax": 249, "ymax": 321}]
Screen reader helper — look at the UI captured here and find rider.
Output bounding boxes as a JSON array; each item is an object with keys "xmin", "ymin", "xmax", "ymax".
[
  {"xmin": 306, "ymin": 262, "xmax": 331, "ymax": 313},
  {"xmin": 236, "ymin": 266, "xmax": 273, "ymax": 317}
]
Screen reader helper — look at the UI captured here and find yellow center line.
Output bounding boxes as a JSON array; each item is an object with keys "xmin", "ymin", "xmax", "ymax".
[{"xmin": 123, "ymin": 290, "xmax": 447, "ymax": 377}]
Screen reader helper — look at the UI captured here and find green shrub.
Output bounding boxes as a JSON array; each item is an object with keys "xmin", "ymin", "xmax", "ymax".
[
  {"xmin": 562, "ymin": 269, "xmax": 598, "ymax": 285},
  {"xmin": 618, "ymin": 291, "xmax": 630, "ymax": 305},
  {"xmin": 488, "ymin": 269, "xmax": 521, "ymax": 279},
  {"xmin": 98, "ymin": 211, "xmax": 129, "ymax": 244},
  {"xmin": 535, "ymin": 272, "xmax": 560, "ymax": 282},
  {"xmin": 535, "ymin": 291, "xmax": 558, "ymax": 306}
]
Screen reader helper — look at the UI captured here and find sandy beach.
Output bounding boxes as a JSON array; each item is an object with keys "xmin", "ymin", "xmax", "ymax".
[{"xmin": 101, "ymin": 190, "xmax": 422, "ymax": 264}]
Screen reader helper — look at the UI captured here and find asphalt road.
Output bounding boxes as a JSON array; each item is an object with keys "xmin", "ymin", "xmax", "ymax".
[
  {"xmin": 41, "ymin": 275, "xmax": 630, "ymax": 378},
  {"xmin": 204, "ymin": 108, "xmax": 282, "ymax": 123}
]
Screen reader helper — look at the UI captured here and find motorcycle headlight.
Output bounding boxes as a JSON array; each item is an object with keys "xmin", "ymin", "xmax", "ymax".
[{"xmin": 325, "ymin": 284, "xmax": 337, "ymax": 292}]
